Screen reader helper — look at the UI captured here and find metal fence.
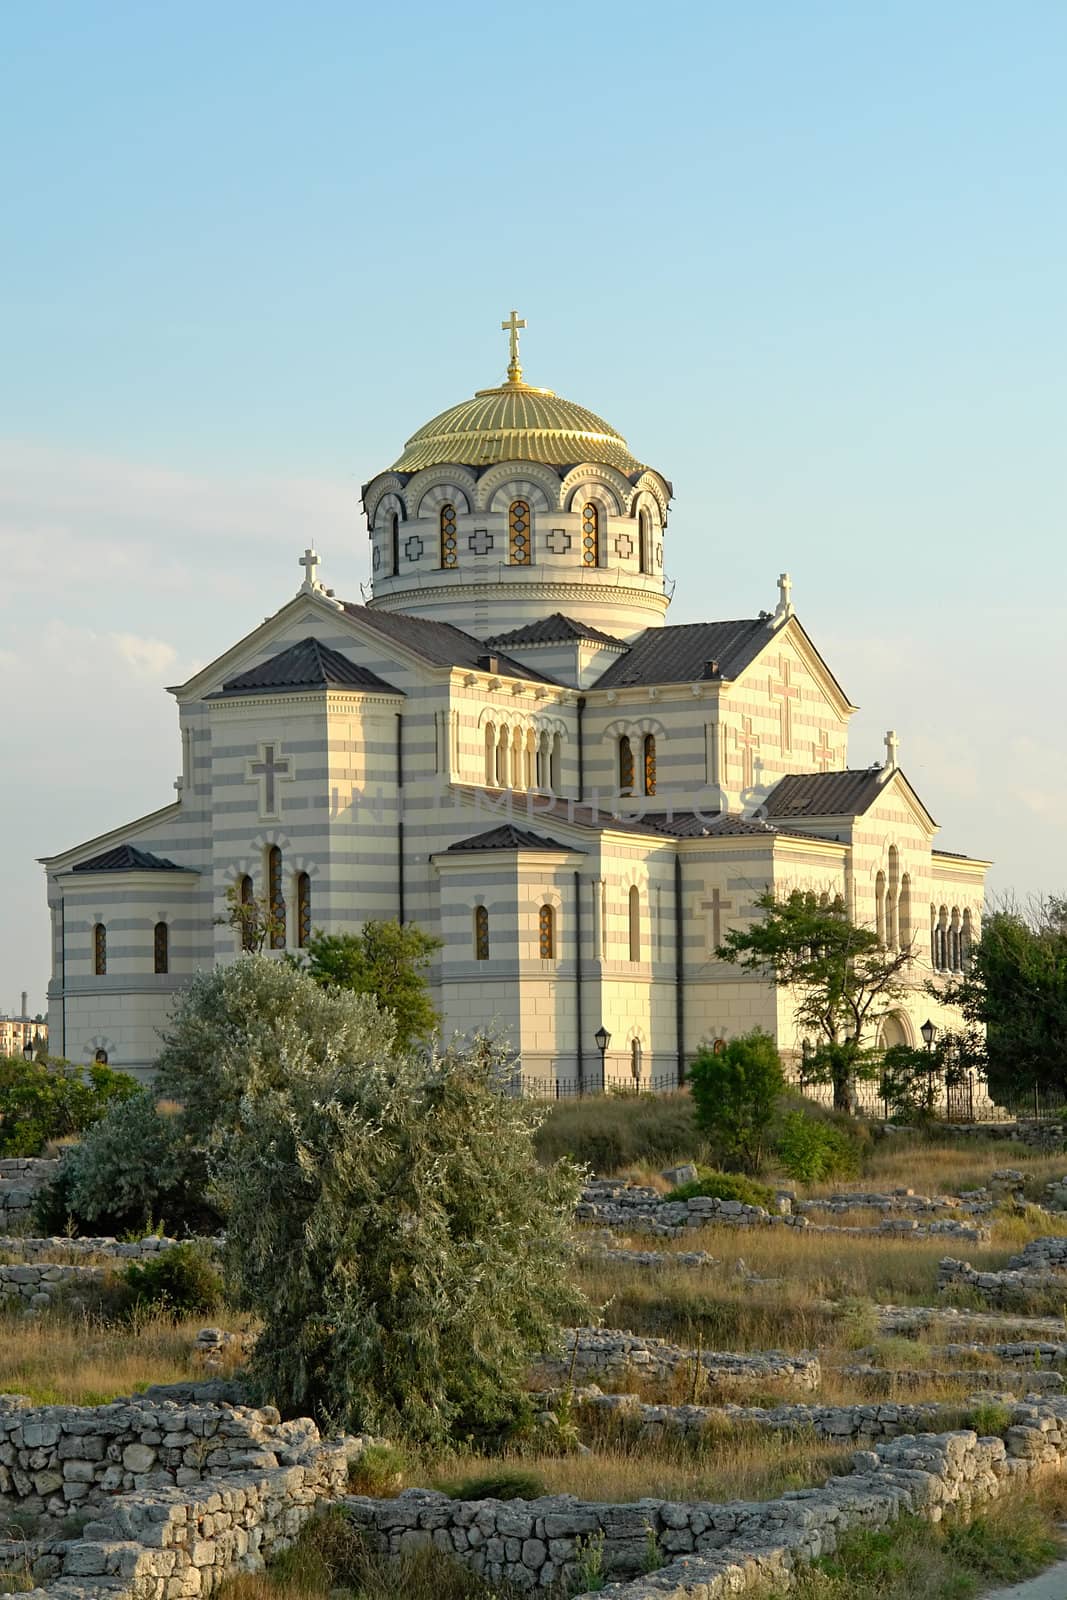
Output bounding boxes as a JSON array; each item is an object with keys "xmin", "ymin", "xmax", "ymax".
[{"xmin": 510, "ymin": 1072, "xmax": 683, "ymax": 1101}]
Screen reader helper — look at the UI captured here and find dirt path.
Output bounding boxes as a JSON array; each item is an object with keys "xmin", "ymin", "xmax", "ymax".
[{"xmin": 981, "ymin": 1556, "xmax": 1067, "ymax": 1599}]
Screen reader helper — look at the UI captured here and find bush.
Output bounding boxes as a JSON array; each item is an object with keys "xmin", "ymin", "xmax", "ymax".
[
  {"xmin": 348, "ymin": 1443, "xmax": 409, "ymax": 1497},
  {"xmin": 447, "ymin": 1470, "xmax": 547, "ymax": 1502},
  {"xmin": 35, "ymin": 1090, "xmax": 216, "ymax": 1238},
  {"xmin": 121, "ymin": 1242, "xmax": 223, "ymax": 1318},
  {"xmin": 257, "ymin": 1510, "xmax": 519, "ymax": 1599},
  {"xmin": 775, "ymin": 1110, "xmax": 861, "ymax": 1184},
  {"xmin": 0, "ymin": 1056, "xmax": 137, "ymax": 1158},
  {"xmin": 667, "ymin": 1169, "xmax": 776, "ymax": 1208},
  {"xmin": 533, "ymin": 1091, "xmax": 699, "ymax": 1173},
  {"xmin": 687, "ymin": 1031, "xmax": 785, "ymax": 1174},
  {"xmin": 969, "ymin": 1400, "xmax": 1014, "ymax": 1437}
]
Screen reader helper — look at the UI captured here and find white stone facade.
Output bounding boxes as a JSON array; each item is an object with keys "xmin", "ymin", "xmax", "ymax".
[{"xmin": 40, "ymin": 338, "xmax": 989, "ymax": 1083}]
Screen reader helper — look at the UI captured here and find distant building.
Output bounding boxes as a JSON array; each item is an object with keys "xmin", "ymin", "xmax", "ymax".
[{"xmin": 0, "ymin": 993, "xmax": 47, "ymax": 1058}]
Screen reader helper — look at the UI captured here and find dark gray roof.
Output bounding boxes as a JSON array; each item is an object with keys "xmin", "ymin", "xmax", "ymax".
[
  {"xmin": 343, "ymin": 604, "xmax": 556, "ymax": 683},
  {"xmin": 762, "ymin": 769, "xmax": 888, "ymax": 819},
  {"xmin": 443, "ymin": 824, "xmax": 574, "ymax": 853},
  {"xmin": 593, "ymin": 619, "xmax": 774, "ymax": 689},
  {"xmin": 213, "ymin": 637, "xmax": 400, "ymax": 698},
  {"xmin": 72, "ymin": 845, "xmax": 191, "ymax": 873},
  {"xmin": 483, "ymin": 613, "xmax": 626, "ymax": 649}
]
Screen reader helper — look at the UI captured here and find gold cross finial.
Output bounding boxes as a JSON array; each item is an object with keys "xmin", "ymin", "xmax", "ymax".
[{"xmin": 501, "ymin": 308, "xmax": 527, "ymax": 383}]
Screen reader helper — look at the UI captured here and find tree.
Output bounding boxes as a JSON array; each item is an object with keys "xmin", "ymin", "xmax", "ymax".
[
  {"xmin": 216, "ymin": 882, "xmax": 285, "ymax": 954},
  {"xmin": 687, "ymin": 1030, "xmax": 785, "ymax": 1174},
  {"xmin": 0, "ymin": 1055, "xmax": 137, "ymax": 1158},
  {"xmin": 939, "ymin": 899, "xmax": 1067, "ymax": 1100},
  {"xmin": 210, "ymin": 1026, "xmax": 585, "ymax": 1445},
  {"xmin": 716, "ymin": 889, "xmax": 913, "ymax": 1111},
  {"xmin": 302, "ymin": 921, "xmax": 442, "ymax": 1050}
]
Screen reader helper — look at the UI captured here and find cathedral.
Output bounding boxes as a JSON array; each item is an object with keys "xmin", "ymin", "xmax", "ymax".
[{"xmin": 41, "ymin": 316, "xmax": 989, "ymax": 1086}]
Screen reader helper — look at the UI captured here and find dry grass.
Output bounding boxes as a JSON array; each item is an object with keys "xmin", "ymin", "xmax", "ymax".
[
  {"xmin": 0, "ymin": 1307, "xmax": 247, "ymax": 1405},
  {"xmin": 818, "ymin": 1137, "xmax": 1067, "ymax": 1198}
]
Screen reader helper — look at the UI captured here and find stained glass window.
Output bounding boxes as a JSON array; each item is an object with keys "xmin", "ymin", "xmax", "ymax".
[
  {"xmin": 267, "ymin": 846, "xmax": 286, "ymax": 949},
  {"xmin": 581, "ymin": 503, "xmax": 599, "ymax": 566},
  {"xmin": 643, "ymin": 734, "xmax": 657, "ymax": 796},
  {"xmin": 153, "ymin": 921, "xmax": 169, "ymax": 974},
  {"xmin": 539, "ymin": 904, "xmax": 555, "ymax": 959},
  {"xmin": 474, "ymin": 905, "xmax": 490, "ymax": 960},
  {"xmin": 619, "ymin": 735, "xmax": 634, "ymax": 793},
  {"xmin": 508, "ymin": 500, "xmax": 531, "ymax": 565},
  {"xmin": 238, "ymin": 875, "xmax": 255, "ymax": 953},
  {"xmin": 628, "ymin": 886, "xmax": 641, "ymax": 963},
  {"xmin": 297, "ymin": 872, "xmax": 312, "ymax": 948},
  {"xmin": 93, "ymin": 923, "xmax": 107, "ymax": 976},
  {"xmin": 440, "ymin": 503, "xmax": 458, "ymax": 568}
]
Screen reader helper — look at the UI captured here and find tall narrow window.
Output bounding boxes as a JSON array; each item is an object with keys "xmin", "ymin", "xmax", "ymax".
[
  {"xmin": 297, "ymin": 872, "xmax": 312, "ymax": 949},
  {"xmin": 550, "ymin": 732, "xmax": 562, "ymax": 792},
  {"xmin": 390, "ymin": 512, "xmax": 400, "ymax": 575},
  {"xmin": 961, "ymin": 907, "xmax": 974, "ymax": 968},
  {"xmin": 485, "ymin": 722, "xmax": 496, "ymax": 786},
  {"xmin": 619, "ymin": 735, "xmax": 635, "ymax": 794},
  {"xmin": 440, "ymin": 503, "xmax": 458, "ymax": 568},
  {"xmin": 267, "ymin": 846, "xmax": 286, "ymax": 949},
  {"xmin": 899, "ymin": 874, "xmax": 912, "ymax": 950},
  {"xmin": 239, "ymin": 874, "xmax": 255, "ymax": 953},
  {"xmin": 930, "ymin": 905, "xmax": 938, "ymax": 969},
  {"xmin": 539, "ymin": 904, "xmax": 555, "ymax": 959},
  {"xmin": 153, "ymin": 921, "xmax": 169, "ymax": 975},
  {"xmin": 875, "ymin": 872, "xmax": 886, "ymax": 944},
  {"xmin": 949, "ymin": 907, "xmax": 961, "ymax": 970},
  {"xmin": 630, "ymin": 1038, "xmax": 642, "ymax": 1082},
  {"xmin": 508, "ymin": 500, "xmax": 531, "ymax": 564},
  {"xmin": 474, "ymin": 905, "xmax": 490, "ymax": 960},
  {"xmin": 628, "ymin": 885, "xmax": 641, "ymax": 963},
  {"xmin": 643, "ymin": 733, "xmax": 657, "ymax": 796},
  {"xmin": 581, "ymin": 503, "xmax": 599, "ymax": 566},
  {"xmin": 93, "ymin": 923, "xmax": 107, "ymax": 976},
  {"xmin": 638, "ymin": 509, "xmax": 651, "ymax": 574}
]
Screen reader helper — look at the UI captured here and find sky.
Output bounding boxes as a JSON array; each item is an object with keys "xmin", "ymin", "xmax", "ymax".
[{"xmin": 2, "ymin": 1, "xmax": 1065, "ymax": 1017}]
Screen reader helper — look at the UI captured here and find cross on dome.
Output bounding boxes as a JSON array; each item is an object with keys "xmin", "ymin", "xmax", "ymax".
[{"xmin": 501, "ymin": 308, "xmax": 527, "ymax": 383}]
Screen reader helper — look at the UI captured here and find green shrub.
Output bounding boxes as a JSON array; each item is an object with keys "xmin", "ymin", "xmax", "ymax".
[
  {"xmin": 533, "ymin": 1091, "xmax": 699, "ymax": 1173},
  {"xmin": 0, "ymin": 1055, "xmax": 137, "ymax": 1158},
  {"xmin": 667, "ymin": 1168, "xmax": 776, "ymax": 1208},
  {"xmin": 348, "ymin": 1443, "xmax": 409, "ymax": 1496},
  {"xmin": 776, "ymin": 1110, "xmax": 861, "ymax": 1184},
  {"xmin": 259, "ymin": 1509, "xmax": 521, "ymax": 1598},
  {"xmin": 687, "ymin": 1031, "xmax": 785, "ymax": 1174},
  {"xmin": 35, "ymin": 1090, "xmax": 217, "ymax": 1238},
  {"xmin": 446, "ymin": 1470, "xmax": 547, "ymax": 1502},
  {"xmin": 968, "ymin": 1400, "xmax": 1014, "ymax": 1437},
  {"xmin": 121, "ymin": 1242, "xmax": 223, "ymax": 1318}
]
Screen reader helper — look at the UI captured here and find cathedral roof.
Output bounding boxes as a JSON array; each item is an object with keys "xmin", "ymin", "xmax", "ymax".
[
  {"xmin": 483, "ymin": 613, "xmax": 626, "ymax": 649},
  {"xmin": 213, "ymin": 637, "xmax": 401, "ymax": 698},
  {"xmin": 344, "ymin": 605, "xmax": 557, "ymax": 682},
  {"xmin": 443, "ymin": 824, "xmax": 577, "ymax": 854},
  {"xmin": 761, "ymin": 768, "xmax": 891, "ymax": 819},
  {"xmin": 390, "ymin": 380, "xmax": 647, "ymax": 476},
  {"xmin": 72, "ymin": 844, "xmax": 190, "ymax": 873},
  {"xmin": 592, "ymin": 618, "xmax": 774, "ymax": 689}
]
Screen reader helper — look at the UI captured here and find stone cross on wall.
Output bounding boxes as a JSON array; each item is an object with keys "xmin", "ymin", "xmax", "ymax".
[
  {"xmin": 735, "ymin": 716, "xmax": 760, "ymax": 791},
  {"xmin": 814, "ymin": 729, "xmax": 835, "ymax": 771},
  {"xmin": 248, "ymin": 744, "xmax": 291, "ymax": 817},
  {"xmin": 700, "ymin": 886, "xmax": 734, "ymax": 952},
  {"xmin": 469, "ymin": 528, "xmax": 494, "ymax": 556},
  {"xmin": 545, "ymin": 528, "xmax": 571, "ymax": 555},
  {"xmin": 769, "ymin": 657, "xmax": 799, "ymax": 752}
]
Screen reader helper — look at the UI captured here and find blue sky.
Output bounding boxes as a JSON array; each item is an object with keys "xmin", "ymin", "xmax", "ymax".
[{"xmin": 2, "ymin": 2, "xmax": 1065, "ymax": 1014}]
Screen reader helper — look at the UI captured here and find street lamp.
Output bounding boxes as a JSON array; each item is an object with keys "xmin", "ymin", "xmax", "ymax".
[
  {"xmin": 22, "ymin": 1035, "xmax": 34, "ymax": 1062},
  {"xmin": 920, "ymin": 1019, "xmax": 938, "ymax": 1117},
  {"xmin": 920, "ymin": 1019, "xmax": 937, "ymax": 1052},
  {"xmin": 594, "ymin": 1025, "xmax": 611, "ymax": 1092}
]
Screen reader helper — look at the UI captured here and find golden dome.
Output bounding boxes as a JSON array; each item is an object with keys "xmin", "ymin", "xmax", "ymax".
[{"xmin": 390, "ymin": 379, "xmax": 647, "ymax": 476}]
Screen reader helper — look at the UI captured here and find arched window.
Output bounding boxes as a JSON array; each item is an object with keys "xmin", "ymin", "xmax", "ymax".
[
  {"xmin": 887, "ymin": 847, "xmax": 900, "ymax": 949},
  {"xmin": 539, "ymin": 904, "xmax": 555, "ymax": 959},
  {"xmin": 267, "ymin": 846, "xmax": 286, "ymax": 949},
  {"xmin": 93, "ymin": 923, "xmax": 107, "ymax": 976},
  {"xmin": 508, "ymin": 500, "xmax": 531, "ymax": 565},
  {"xmin": 638, "ymin": 509, "xmax": 652, "ymax": 574},
  {"xmin": 484, "ymin": 722, "xmax": 496, "ymax": 786},
  {"xmin": 930, "ymin": 904, "xmax": 938, "ymax": 968},
  {"xmin": 581, "ymin": 503, "xmax": 599, "ymax": 567},
  {"xmin": 961, "ymin": 908, "xmax": 974, "ymax": 968},
  {"xmin": 643, "ymin": 733, "xmax": 657, "ymax": 796},
  {"xmin": 94, "ymin": 1048, "xmax": 109, "ymax": 1065},
  {"xmin": 550, "ymin": 732, "xmax": 562, "ymax": 792},
  {"xmin": 899, "ymin": 874, "xmax": 912, "ymax": 951},
  {"xmin": 937, "ymin": 905, "xmax": 949, "ymax": 971},
  {"xmin": 389, "ymin": 512, "xmax": 400, "ymax": 576},
  {"xmin": 630, "ymin": 1038, "xmax": 642, "ymax": 1082},
  {"xmin": 875, "ymin": 872, "xmax": 886, "ymax": 944},
  {"xmin": 297, "ymin": 872, "xmax": 312, "ymax": 949},
  {"xmin": 949, "ymin": 907, "xmax": 961, "ymax": 971},
  {"xmin": 238, "ymin": 874, "xmax": 255, "ymax": 953},
  {"xmin": 440, "ymin": 503, "xmax": 458, "ymax": 568},
  {"xmin": 153, "ymin": 921, "xmax": 169, "ymax": 975},
  {"xmin": 474, "ymin": 905, "xmax": 490, "ymax": 961},
  {"xmin": 495, "ymin": 727, "xmax": 508, "ymax": 787},
  {"xmin": 628, "ymin": 885, "xmax": 641, "ymax": 963},
  {"xmin": 619, "ymin": 735, "xmax": 635, "ymax": 794}
]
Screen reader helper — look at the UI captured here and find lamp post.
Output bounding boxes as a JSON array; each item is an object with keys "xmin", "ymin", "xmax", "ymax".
[
  {"xmin": 594, "ymin": 1025, "xmax": 611, "ymax": 1094},
  {"xmin": 22, "ymin": 1034, "xmax": 34, "ymax": 1063},
  {"xmin": 920, "ymin": 1019, "xmax": 938, "ymax": 1115}
]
